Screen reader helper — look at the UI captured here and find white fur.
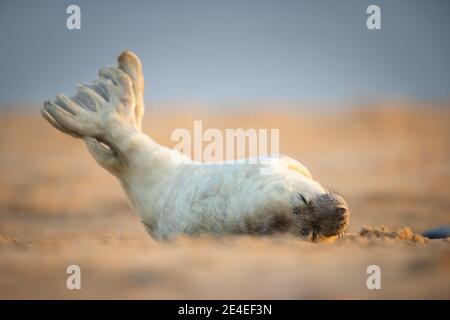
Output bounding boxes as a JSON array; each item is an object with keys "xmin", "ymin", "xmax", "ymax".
[
  {"xmin": 41, "ymin": 51, "xmax": 336, "ymax": 241},
  {"xmin": 120, "ymin": 142, "xmax": 326, "ymax": 240}
]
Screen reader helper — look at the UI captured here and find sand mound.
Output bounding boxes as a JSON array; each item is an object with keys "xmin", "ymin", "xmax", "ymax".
[{"xmin": 357, "ymin": 226, "xmax": 429, "ymax": 244}]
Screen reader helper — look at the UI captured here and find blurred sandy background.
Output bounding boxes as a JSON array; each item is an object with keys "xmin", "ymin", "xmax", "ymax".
[
  {"xmin": 0, "ymin": 104, "xmax": 449, "ymax": 299},
  {"xmin": 1, "ymin": 0, "xmax": 450, "ymax": 300}
]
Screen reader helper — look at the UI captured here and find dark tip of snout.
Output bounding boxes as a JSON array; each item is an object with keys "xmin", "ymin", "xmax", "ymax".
[
  {"xmin": 311, "ymin": 193, "xmax": 350, "ymax": 236},
  {"xmin": 336, "ymin": 207, "xmax": 347, "ymax": 217}
]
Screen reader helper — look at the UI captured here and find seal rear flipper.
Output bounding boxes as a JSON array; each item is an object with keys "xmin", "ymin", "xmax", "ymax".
[{"xmin": 118, "ymin": 50, "xmax": 145, "ymax": 131}]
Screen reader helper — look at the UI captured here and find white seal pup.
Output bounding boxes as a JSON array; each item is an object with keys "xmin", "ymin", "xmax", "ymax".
[{"xmin": 41, "ymin": 51, "xmax": 350, "ymax": 242}]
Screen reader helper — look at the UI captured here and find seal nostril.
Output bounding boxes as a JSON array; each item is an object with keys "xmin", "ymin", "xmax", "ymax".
[{"xmin": 336, "ymin": 207, "xmax": 347, "ymax": 217}]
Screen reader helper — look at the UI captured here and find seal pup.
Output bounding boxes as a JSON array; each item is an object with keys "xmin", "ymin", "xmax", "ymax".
[{"xmin": 41, "ymin": 51, "xmax": 350, "ymax": 242}]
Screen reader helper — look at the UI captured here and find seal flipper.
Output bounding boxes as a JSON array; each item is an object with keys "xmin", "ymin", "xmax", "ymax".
[
  {"xmin": 84, "ymin": 50, "xmax": 145, "ymax": 173},
  {"xmin": 118, "ymin": 50, "xmax": 145, "ymax": 131},
  {"xmin": 41, "ymin": 51, "xmax": 142, "ymax": 174}
]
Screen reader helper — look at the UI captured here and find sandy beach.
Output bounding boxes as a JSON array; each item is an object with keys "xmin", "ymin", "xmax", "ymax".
[{"xmin": 0, "ymin": 105, "xmax": 449, "ymax": 299}]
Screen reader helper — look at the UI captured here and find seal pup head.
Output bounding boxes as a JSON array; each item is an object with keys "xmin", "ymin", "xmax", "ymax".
[
  {"xmin": 252, "ymin": 191, "xmax": 350, "ymax": 242},
  {"xmin": 292, "ymin": 192, "xmax": 350, "ymax": 242}
]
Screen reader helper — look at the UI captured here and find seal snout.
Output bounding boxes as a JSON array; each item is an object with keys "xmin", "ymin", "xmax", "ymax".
[
  {"xmin": 336, "ymin": 206, "xmax": 349, "ymax": 224},
  {"xmin": 313, "ymin": 193, "xmax": 350, "ymax": 238}
]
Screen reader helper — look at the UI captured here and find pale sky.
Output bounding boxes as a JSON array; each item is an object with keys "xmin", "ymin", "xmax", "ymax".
[{"xmin": 1, "ymin": 0, "xmax": 450, "ymax": 108}]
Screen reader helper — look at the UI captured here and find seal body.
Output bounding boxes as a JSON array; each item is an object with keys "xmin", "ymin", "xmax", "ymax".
[
  {"xmin": 121, "ymin": 153, "xmax": 334, "ymax": 240},
  {"xmin": 41, "ymin": 50, "xmax": 350, "ymax": 242}
]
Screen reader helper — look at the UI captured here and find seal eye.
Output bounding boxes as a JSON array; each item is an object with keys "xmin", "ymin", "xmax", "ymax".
[{"xmin": 298, "ymin": 194, "xmax": 308, "ymax": 205}]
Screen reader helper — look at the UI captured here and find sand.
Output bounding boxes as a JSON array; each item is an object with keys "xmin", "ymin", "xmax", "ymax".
[{"xmin": 0, "ymin": 105, "xmax": 449, "ymax": 299}]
